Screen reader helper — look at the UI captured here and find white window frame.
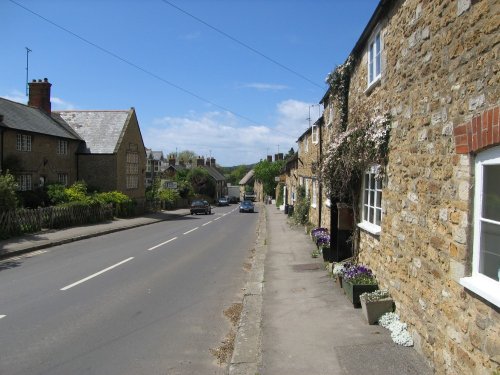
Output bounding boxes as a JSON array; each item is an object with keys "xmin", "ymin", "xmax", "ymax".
[
  {"xmin": 460, "ymin": 146, "xmax": 500, "ymax": 307},
  {"xmin": 17, "ymin": 174, "xmax": 32, "ymax": 191},
  {"xmin": 311, "ymin": 179, "xmax": 317, "ymax": 208},
  {"xmin": 358, "ymin": 165, "xmax": 382, "ymax": 235},
  {"xmin": 58, "ymin": 173, "xmax": 68, "ymax": 186},
  {"xmin": 16, "ymin": 134, "xmax": 32, "ymax": 152},
  {"xmin": 57, "ymin": 139, "xmax": 68, "ymax": 155},
  {"xmin": 367, "ymin": 27, "xmax": 382, "ymax": 89},
  {"xmin": 311, "ymin": 124, "xmax": 319, "ymax": 144}
]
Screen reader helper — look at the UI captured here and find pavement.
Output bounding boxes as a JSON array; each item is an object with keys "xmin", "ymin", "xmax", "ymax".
[{"xmin": 0, "ymin": 203, "xmax": 434, "ymax": 374}]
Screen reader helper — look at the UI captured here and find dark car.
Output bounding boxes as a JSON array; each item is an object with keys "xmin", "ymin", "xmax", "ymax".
[
  {"xmin": 228, "ymin": 196, "xmax": 239, "ymax": 204},
  {"xmin": 239, "ymin": 200, "xmax": 255, "ymax": 213},
  {"xmin": 217, "ymin": 197, "xmax": 229, "ymax": 206},
  {"xmin": 190, "ymin": 200, "xmax": 211, "ymax": 215}
]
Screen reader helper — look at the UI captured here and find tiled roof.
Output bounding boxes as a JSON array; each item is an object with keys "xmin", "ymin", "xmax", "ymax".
[
  {"xmin": 202, "ymin": 166, "xmax": 226, "ymax": 181},
  {"xmin": 55, "ymin": 110, "xmax": 130, "ymax": 154},
  {"xmin": 0, "ymin": 97, "xmax": 82, "ymax": 140},
  {"xmin": 239, "ymin": 169, "xmax": 255, "ymax": 185}
]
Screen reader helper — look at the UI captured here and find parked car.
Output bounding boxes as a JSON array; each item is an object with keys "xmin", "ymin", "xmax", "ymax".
[
  {"xmin": 228, "ymin": 196, "xmax": 239, "ymax": 204},
  {"xmin": 239, "ymin": 200, "xmax": 255, "ymax": 213},
  {"xmin": 217, "ymin": 197, "xmax": 229, "ymax": 206},
  {"xmin": 190, "ymin": 200, "xmax": 211, "ymax": 215}
]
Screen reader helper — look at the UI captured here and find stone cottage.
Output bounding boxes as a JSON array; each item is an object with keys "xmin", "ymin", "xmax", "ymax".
[
  {"xmin": 55, "ymin": 108, "xmax": 147, "ymax": 205},
  {"xmin": 0, "ymin": 82, "xmax": 82, "ymax": 192},
  {"xmin": 321, "ymin": 0, "xmax": 498, "ymax": 373}
]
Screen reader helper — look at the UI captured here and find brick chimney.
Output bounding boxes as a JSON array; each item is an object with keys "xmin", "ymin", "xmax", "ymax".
[
  {"xmin": 210, "ymin": 157, "xmax": 216, "ymax": 166},
  {"xmin": 197, "ymin": 156, "xmax": 204, "ymax": 167},
  {"xmin": 169, "ymin": 154, "xmax": 176, "ymax": 166},
  {"xmin": 267, "ymin": 155, "xmax": 273, "ymax": 162},
  {"xmin": 28, "ymin": 78, "xmax": 52, "ymax": 115}
]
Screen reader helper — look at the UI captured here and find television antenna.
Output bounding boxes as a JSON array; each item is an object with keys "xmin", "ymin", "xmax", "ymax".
[{"xmin": 25, "ymin": 47, "xmax": 32, "ymax": 96}]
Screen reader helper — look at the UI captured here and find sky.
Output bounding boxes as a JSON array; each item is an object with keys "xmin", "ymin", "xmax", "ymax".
[{"xmin": 1, "ymin": 0, "xmax": 379, "ymax": 167}]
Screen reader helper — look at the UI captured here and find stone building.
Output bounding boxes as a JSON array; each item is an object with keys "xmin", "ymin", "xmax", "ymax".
[
  {"xmin": 0, "ymin": 86, "xmax": 82, "ymax": 192},
  {"xmin": 322, "ymin": 0, "xmax": 499, "ymax": 373},
  {"xmin": 145, "ymin": 149, "xmax": 166, "ymax": 187},
  {"xmin": 55, "ymin": 109, "xmax": 147, "ymax": 205}
]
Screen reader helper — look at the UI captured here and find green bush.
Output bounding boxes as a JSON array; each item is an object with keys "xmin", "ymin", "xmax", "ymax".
[
  {"xmin": 93, "ymin": 191, "xmax": 131, "ymax": 205},
  {"xmin": 0, "ymin": 172, "xmax": 18, "ymax": 210},
  {"xmin": 158, "ymin": 189, "xmax": 180, "ymax": 207},
  {"xmin": 66, "ymin": 181, "xmax": 90, "ymax": 203},
  {"xmin": 292, "ymin": 185, "xmax": 309, "ymax": 225},
  {"xmin": 47, "ymin": 184, "xmax": 68, "ymax": 205}
]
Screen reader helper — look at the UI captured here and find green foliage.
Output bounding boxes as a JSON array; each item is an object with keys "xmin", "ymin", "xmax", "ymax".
[
  {"xmin": 65, "ymin": 181, "xmax": 90, "ymax": 203},
  {"xmin": 0, "ymin": 172, "xmax": 18, "ymax": 210},
  {"xmin": 228, "ymin": 165, "xmax": 249, "ymax": 185},
  {"xmin": 292, "ymin": 185, "xmax": 309, "ymax": 225},
  {"xmin": 146, "ymin": 177, "xmax": 161, "ymax": 200},
  {"xmin": 253, "ymin": 159, "xmax": 285, "ymax": 196},
  {"xmin": 275, "ymin": 183, "xmax": 284, "ymax": 207},
  {"xmin": 187, "ymin": 167, "xmax": 215, "ymax": 197},
  {"xmin": 47, "ymin": 184, "xmax": 68, "ymax": 205},
  {"xmin": 158, "ymin": 189, "xmax": 180, "ymax": 205},
  {"xmin": 93, "ymin": 191, "xmax": 131, "ymax": 205}
]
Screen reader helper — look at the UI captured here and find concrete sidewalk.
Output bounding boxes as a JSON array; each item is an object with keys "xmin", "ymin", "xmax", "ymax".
[
  {"xmin": 0, "ymin": 208, "xmax": 191, "ymax": 260},
  {"xmin": 231, "ymin": 204, "xmax": 433, "ymax": 375}
]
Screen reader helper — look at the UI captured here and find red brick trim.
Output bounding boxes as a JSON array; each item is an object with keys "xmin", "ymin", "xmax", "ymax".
[{"xmin": 454, "ymin": 105, "xmax": 500, "ymax": 154}]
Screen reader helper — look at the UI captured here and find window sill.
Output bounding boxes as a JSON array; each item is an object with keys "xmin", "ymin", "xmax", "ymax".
[
  {"xmin": 357, "ymin": 221, "xmax": 381, "ymax": 236},
  {"xmin": 460, "ymin": 275, "xmax": 500, "ymax": 308},
  {"xmin": 365, "ymin": 76, "xmax": 381, "ymax": 95}
]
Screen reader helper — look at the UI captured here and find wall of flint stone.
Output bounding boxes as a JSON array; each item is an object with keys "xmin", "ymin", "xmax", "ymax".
[{"xmin": 347, "ymin": 0, "xmax": 499, "ymax": 373}]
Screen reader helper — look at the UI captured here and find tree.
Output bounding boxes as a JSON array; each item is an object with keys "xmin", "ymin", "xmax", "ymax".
[
  {"xmin": 253, "ymin": 159, "xmax": 285, "ymax": 197},
  {"xmin": 177, "ymin": 150, "xmax": 197, "ymax": 166},
  {"xmin": 228, "ymin": 165, "xmax": 249, "ymax": 185},
  {"xmin": 187, "ymin": 167, "xmax": 215, "ymax": 197},
  {"xmin": 0, "ymin": 172, "xmax": 18, "ymax": 210}
]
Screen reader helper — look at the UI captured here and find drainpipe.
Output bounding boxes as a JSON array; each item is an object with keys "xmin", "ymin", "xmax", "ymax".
[{"xmin": 318, "ymin": 117, "xmax": 323, "ymax": 228}]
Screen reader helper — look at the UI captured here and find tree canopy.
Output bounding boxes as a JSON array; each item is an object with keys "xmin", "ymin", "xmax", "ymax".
[{"xmin": 253, "ymin": 159, "xmax": 285, "ymax": 196}]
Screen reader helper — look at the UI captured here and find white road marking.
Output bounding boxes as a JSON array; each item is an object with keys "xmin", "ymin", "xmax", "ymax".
[
  {"xmin": 183, "ymin": 227, "xmax": 199, "ymax": 235},
  {"xmin": 214, "ymin": 217, "xmax": 221, "ymax": 221},
  {"xmin": 147, "ymin": 237, "xmax": 178, "ymax": 251},
  {"xmin": 202, "ymin": 221, "xmax": 212, "ymax": 226},
  {"xmin": 60, "ymin": 257, "xmax": 134, "ymax": 291},
  {"xmin": 0, "ymin": 315, "xmax": 6, "ymax": 319}
]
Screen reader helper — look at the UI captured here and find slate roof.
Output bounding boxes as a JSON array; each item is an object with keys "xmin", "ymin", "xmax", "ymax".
[
  {"xmin": 0, "ymin": 97, "xmax": 82, "ymax": 140},
  {"xmin": 202, "ymin": 165, "xmax": 226, "ymax": 182},
  {"xmin": 239, "ymin": 169, "xmax": 255, "ymax": 185},
  {"xmin": 54, "ymin": 110, "xmax": 131, "ymax": 154}
]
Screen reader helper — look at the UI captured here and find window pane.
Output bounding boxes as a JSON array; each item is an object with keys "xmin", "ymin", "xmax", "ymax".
[
  {"xmin": 376, "ymin": 208, "xmax": 382, "ymax": 225},
  {"xmin": 376, "ymin": 190, "xmax": 382, "ymax": 207},
  {"xmin": 370, "ymin": 175, "xmax": 375, "ymax": 190},
  {"xmin": 483, "ymin": 165, "xmax": 500, "ymax": 222},
  {"xmin": 479, "ymin": 221, "xmax": 500, "ymax": 281},
  {"xmin": 370, "ymin": 190, "xmax": 374, "ymax": 207},
  {"xmin": 375, "ymin": 34, "xmax": 381, "ymax": 76},
  {"xmin": 364, "ymin": 205, "xmax": 368, "ymax": 220}
]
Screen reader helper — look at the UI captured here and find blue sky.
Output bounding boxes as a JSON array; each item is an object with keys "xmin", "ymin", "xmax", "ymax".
[{"xmin": 2, "ymin": 0, "xmax": 379, "ymax": 166}]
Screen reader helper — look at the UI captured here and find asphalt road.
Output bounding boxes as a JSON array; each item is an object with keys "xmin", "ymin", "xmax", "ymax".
[{"xmin": 0, "ymin": 204, "xmax": 258, "ymax": 375}]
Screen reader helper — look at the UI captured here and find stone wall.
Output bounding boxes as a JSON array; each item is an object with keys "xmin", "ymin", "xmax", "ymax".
[
  {"xmin": 2, "ymin": 130, "xmax": 80, "ymax": 187},
  {"xmin": 346, "ymin": 0, "xmax": 499, "ymax": 373}
]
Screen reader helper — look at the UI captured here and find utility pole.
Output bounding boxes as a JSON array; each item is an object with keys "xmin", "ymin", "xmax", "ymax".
[{"xmin": 25, "ymin": 47, "xmax": 32, "ymax": 96}]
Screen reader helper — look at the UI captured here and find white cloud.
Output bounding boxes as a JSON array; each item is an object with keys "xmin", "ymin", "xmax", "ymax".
[
  {"xmin": 3, "ymin": 90, "xmax": 27, "ymax": 104},
  {"xmin": 145, "ymin": 99, "xmax": 315, "ymax": 166},
  {"xmin": 51, "ymin": 97, "xmax": 76, "ymax": 110},
  {"xmin": 241, "ymin": 82, "xmax": 289, "ymax": 91}
]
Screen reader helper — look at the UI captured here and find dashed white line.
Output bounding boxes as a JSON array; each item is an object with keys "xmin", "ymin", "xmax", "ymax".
[
  {"xmin": 202, "ymin": 221, "xmax": 212, "ymax": 226},
  {"xmin": 0, "ymin": 315, "xmax": 6, "ymax": 320},
  {"xmin": 183, "ymin": 227, "xmax": 199, "ymax": 235},
  {"xmin": 214, "ymin": 217, "xmax": 221, "ymax": 221},
  {"xmin": 60, "ymin": 257, "xmax": 134, "ymax": 291},
  {"xmin": 147, "ymin": 237, "xmax": 178, "ymax": 251}
]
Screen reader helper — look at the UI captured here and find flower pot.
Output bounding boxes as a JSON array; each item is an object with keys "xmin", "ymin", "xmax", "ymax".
[
  {"xmin": 360, "ymin": 298, "xmax": 394, "ymax": 324},
  {"xmin": 342, "ymin": 281, "xmax": 378, "ymax": 307}
]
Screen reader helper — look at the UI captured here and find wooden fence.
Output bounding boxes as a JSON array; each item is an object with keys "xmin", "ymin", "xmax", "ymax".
[{"xmin": 0, "ymin": 204, "xmax": 113, "ymax": 239}]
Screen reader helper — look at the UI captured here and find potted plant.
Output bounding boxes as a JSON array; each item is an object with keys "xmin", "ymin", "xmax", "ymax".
[
  {"xmin": 360, "ymin": 289, "xmax": 394, "ymax": 324},
  {"xmin": 342, "ymin": 264, "xmax": 378, "ymax": 307},
  {"xmin": 331, "ymin": 261, "xmax": 351, "ymax": 289}
]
